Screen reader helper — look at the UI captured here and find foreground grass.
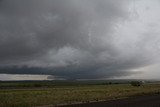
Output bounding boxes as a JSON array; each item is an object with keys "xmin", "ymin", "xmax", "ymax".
[{"xmin": 1, "ymin": 84, "xmax": 160, "ymax": 107}]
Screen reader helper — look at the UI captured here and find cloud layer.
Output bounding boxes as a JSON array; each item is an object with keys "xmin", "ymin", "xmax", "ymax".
[{"xmin": 0, "ymin": 0, "xmax": 160, "ymax": 79}]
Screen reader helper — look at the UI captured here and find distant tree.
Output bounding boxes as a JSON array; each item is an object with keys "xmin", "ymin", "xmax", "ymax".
[
  {"xmin": 102, "ymin": 82, "xmax": 113, "ymax": 85},
  {"xmin": 130, "ymin": 81, "xmax": 142, "ymax": 87},
  {"xmin": 108, "ymin": 82, "xmax": 112, "ymax": 85}
]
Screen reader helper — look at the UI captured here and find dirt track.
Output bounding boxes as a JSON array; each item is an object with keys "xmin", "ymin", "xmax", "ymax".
[{"xmin": 60, "ymin": 94, "xmax": 160, "ymax": 107}]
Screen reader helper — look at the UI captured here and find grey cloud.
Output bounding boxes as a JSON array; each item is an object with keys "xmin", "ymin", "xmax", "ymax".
[
  {"xmin": 0, "ymin": 0, "xmax": 127, "ymax": 60},
  {"xmin": 0, "ymin": 0, "xmax": 158, "ymax": 79}
]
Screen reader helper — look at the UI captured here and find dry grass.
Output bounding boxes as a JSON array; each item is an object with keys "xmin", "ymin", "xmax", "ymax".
[{"xmin": 0, "ymin": 84, "xmax": 160, "ymax": 107}]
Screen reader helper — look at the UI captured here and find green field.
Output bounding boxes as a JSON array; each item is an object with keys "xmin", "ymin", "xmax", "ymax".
[{"xmin": 0, "ymin": 81, "xmax": 160, "ymax": 107}]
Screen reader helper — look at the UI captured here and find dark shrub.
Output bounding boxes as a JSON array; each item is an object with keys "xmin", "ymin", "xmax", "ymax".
[
  {"xmin": 130, "ymin": 81, "xmax": 142, "ymax": 87},
  {"xmin": 34, "ymin": 83, "xmax": 42, "ymax": 87}
]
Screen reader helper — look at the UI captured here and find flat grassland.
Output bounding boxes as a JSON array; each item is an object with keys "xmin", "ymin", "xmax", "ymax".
[{"xmin": 0, "ymin": 81, "xmax": 160, "ymax": 107}]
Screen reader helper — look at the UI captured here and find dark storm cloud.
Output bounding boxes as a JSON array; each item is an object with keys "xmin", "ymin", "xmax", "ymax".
[
  {"xmin": 0, "ymin": 0, "xmax": 157, "ymax": 79},
  {"xmin": 0, "ymin": 0, "xmax": 127, "ymax": 59}
]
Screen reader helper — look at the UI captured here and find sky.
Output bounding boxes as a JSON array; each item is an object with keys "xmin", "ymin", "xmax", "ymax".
[{"xmin": 0, "ymin": 0, "xmax": 160, "ymax": 80}]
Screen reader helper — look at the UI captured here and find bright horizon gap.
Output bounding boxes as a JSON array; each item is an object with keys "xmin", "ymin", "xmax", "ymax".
[
  {"xmin": 0, "ymin": 74, "xmax": 53, "ymax": 81},
  {"xmin": 0, "ymin": 73, "xmax": 160, "ymax": 81}
]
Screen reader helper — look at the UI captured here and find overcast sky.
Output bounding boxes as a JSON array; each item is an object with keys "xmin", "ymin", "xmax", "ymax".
[{"xmin": 0, "ymin": 0, "xmax": 160, "ymax": 80}]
